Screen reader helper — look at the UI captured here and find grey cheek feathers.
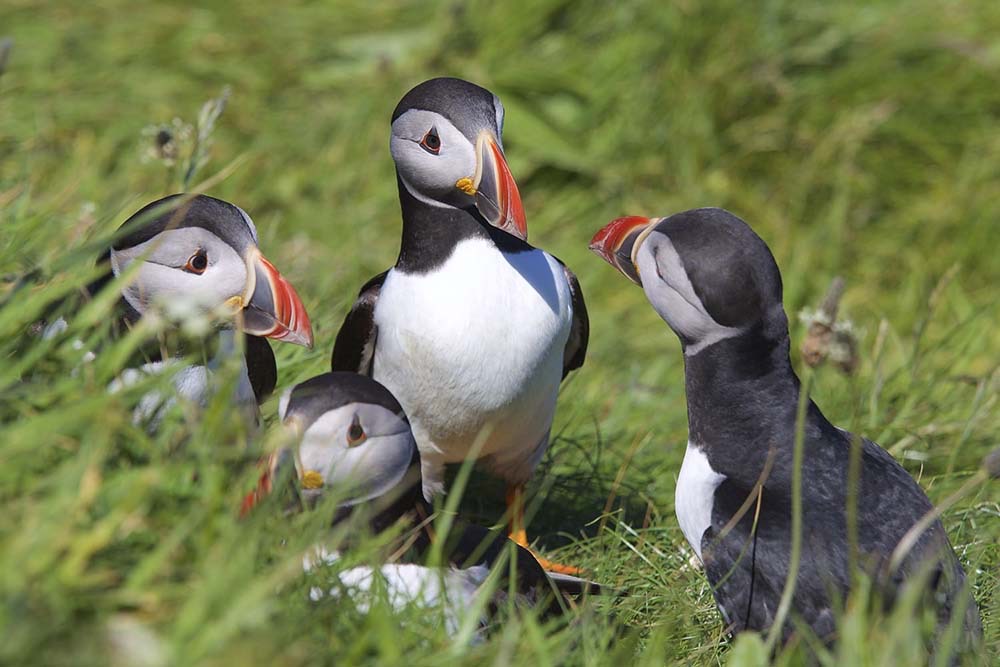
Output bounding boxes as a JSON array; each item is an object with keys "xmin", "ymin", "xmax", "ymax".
[
  {"xmin": 296, "ymin": 404, "xmax": 415, "ymax": 507},
  {"xmin": 391, "ymin": 110, "xmax": 477, "ymax": 206},
  {"xmin": 110, "ymin": 230, "xmax": 250, "ymax": 316},
  {"xmin": 397, "ymin": 172, "xmax": 453, "ymax": 210},
  {"xmin": 636, "ymin": 236, "xmax": 744, "ymax": 356},
  {"xmin": 110, "ymin": 247, "xmax": 149, "ymax": 314},
  {"xmin": 330, "ymin": 432, "xmax": 415, "ymax": 508},
  {"xmin": 390, "ymin": 129, "xmax": 450, "ymax": 210}
]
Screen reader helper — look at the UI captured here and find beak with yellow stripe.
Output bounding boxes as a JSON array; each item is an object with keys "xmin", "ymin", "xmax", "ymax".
[
  {"xmin": 389, "ymin": 77, "xmax": 529, "ymax": 244},
  {"xmin": 231, "ymin": 247, "xmax": 313, "ymax": 347},
  {"xmin": 453, "ymin": 129, "xmax": 527, "ymax": 241},
  {"xmin": 110, "ymin": 193, "xmax": 313, "ymax": 348}
]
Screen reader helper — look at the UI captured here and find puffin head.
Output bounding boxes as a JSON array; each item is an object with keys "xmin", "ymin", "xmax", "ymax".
[
  {"xmin": 389, "ymin": 77, "xmax": 527, "ymax": 241},
  {"xmin": 279, "ymin": 372, "xmax": 417, "ymax": 511},
  {"xmin": 590, "ymin": 208, "xmax": 786, "ymax": 353},
  {"xmin": 110, "ymin": 194, "xmax": 313, "ymax": 347}
]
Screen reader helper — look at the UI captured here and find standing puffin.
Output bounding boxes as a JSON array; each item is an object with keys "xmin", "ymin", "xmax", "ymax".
[
  {"xmin": 330, "ymin": 78, "xmax": 588, "ymax": 573},
  {"xmin": 590, "ymin": 208, "xmax": 980, "ymax": 646},
  {"xmin": 267, "ymin": 372, "xmax": 597, "ymax": 635},
  {"xmin": 97, "ymin": 194, "xmax": 313, "ymax": 421}
]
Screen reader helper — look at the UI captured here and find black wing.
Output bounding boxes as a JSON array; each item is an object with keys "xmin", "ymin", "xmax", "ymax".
[
  {"xmin": 701, "ymin": 430, "xmax": 974, "ymax": 643},
  {"xmin": 701, "ymin": 479, "xmax": 843, "ymax": 642},
  {"xmin": 558, "ymin": 261, "xmax": 588, "ymax": 379},
  {"xmin": 244, "ymin": 335, "xmax": 277, "ymax": 402},
  {"xmin": 330, "ymin": 271, "xmax": 388, "ymax": 375}
]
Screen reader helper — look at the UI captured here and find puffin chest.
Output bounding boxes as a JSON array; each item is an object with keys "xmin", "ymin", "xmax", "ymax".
[
  {"xmin": 675, "ymin": 442, "xmax": 726, "ymax": 561},
  {"xmin": 372, "ymin": 239, "xmax": 571, "ymax": 416},
  {"xmin": 304, "ymin": 547, "xmax": 489, "ymax": 637}
]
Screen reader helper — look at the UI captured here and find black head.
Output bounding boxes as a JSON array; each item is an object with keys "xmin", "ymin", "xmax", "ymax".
[
  {"xmin": 591, "ymin": 208, "xmax": 786, "ymax": 353},
  {"xmin": 280, "ymin": 372, "xmax": 405, "ymax": 427},
  {"xmin": 113, "ymin": 194, "xmax": 259, "ymax": 257},
  {"xmin": 108, "ymin": 194, "xmax": 312, "ymax": 346},
  {"xmin": 391, "ymin": 77, "xmax": 502, "ymax": 140},
  {"xmin": 389, "ymin": 77, "xmax": 527, "ymax": 240}
]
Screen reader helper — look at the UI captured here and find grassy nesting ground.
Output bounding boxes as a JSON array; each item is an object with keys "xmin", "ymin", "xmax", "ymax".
[{"xmin": 1, "ymin": 0, "xmax": 998, "ymax": 664}]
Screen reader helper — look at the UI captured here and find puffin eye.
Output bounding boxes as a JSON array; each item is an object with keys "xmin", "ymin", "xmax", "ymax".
[
  {"xmin": 183, "ymin": 249, "xmax": 209, "ymax": 275},
  {"xmin": 346, "ymin": 415, "xmax": 366, "ymax": 447},
  {"xmin": 419, "ymin": 127, "xmax": 441, "ymax": 155}
]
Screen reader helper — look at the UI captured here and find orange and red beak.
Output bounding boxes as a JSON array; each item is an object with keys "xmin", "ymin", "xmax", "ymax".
[
  {"xmin": 239, "ymin": 248, "xmax": 314, "ymax": 347},
  {"xmin": 239, "ymin": 448, "xmax": 295, "ymax": 517},
  {"xmin": 589, "ymin": 216, "xmax": 658, "ymax": 285},
  {"xmin": 460, "ymin": 131, "xmax": 528, "ymax": 241}
]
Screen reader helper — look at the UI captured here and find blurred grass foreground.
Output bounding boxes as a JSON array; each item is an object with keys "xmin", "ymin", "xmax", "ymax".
[{"xmin": 1, "ymin": 1, "xmax": 998, "ymax": 665}]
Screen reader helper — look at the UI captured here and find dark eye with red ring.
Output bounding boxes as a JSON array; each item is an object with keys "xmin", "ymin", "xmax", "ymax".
[
  {"xmin": 420, "ymin": 127, "xmax": 441, "ymax": 154},
  {"xmin": 346, "ymin": 415, "xmax": 366, "ymax": 447},
  {"xmin": 184, "ymin": 249, "xmax": 208, "ymax": 275}
]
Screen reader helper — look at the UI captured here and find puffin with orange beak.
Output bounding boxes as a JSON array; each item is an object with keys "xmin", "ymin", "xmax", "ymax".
[
  {"xmin": 589, "ymin": 208, "xmax": 981, "ymax": 648},
  {"xmin": 102, "ymin": 194, "xmax": 312, "ymax": 421},
  {"xmin": 331, "ymin": 78, "xmax": 588, "ymax": 574},
  {"xmin": 242, "ymin": 372, "xmax": 603, "ymax": 634}
]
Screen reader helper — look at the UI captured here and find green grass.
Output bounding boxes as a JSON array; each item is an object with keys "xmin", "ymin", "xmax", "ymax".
[{"xmin": 1, "ymin": 0, "xmax": 998, "ymax": 664}]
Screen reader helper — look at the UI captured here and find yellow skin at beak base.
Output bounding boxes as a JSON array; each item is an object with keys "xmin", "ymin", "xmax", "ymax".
[
  {"xmin": 223, "ymin": 295, "xmax": 244, "ymax": 313},
  {"xmin": 455, "ymin": 177, "xmax": 476, "ymax": 195},
  {"xmin": 455, "ymin": 131, "xmax": 498, "ymax": 196},
  {"xmin": 301, "ymin": 470, "xmax": 324, "ymax": 489}
]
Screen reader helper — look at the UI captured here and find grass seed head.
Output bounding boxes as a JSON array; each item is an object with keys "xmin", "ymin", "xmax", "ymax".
[{"xmin": 799, "ymin": 277, "xmax": 859, "ymax": 374}]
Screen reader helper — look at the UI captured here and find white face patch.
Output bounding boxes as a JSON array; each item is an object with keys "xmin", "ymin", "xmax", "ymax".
[
  {"xmin": 110, "ymin": 227, "xmax": 247, "ymax": 315},
  {"xmin": 295, "ymin": 403, "xmax": 415, "ymax": 507},
  {"xmin": 675, "ymin": 441, "xmax": 726, "ymax": 561},
  {"xmin": 635, "ymin": 233, "xmax": 744, "ymax": 355},
  {"xmin": 390, "ymin": 109, "xmax": 476, "ymax": 208}
]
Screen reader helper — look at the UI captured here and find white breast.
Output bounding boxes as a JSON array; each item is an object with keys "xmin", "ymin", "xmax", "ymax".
[
  {"xmin": 675, "ymin": 442, "xmax": 726, "ymax": 561},
  {"xmin": 107, "ymin": 331, "xmax": 257, "ymax": 429},
  {"xmin": 372, "ymin": 238, "xmax": 573, "ymax": 481},
  {"xmin": 304, "ymin": 547, "xmax": 489, "ymax": 638}
]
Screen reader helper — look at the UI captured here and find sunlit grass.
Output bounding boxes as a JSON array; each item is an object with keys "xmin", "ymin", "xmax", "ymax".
[{"xmin": 1, "ymin": 0, "xmax": 998, "ymax": 664}]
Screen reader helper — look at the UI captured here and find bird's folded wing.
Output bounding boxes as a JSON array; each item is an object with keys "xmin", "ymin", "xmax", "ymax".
[
  {"xmin": 331, "ymin": 270, "xmax": 388, "ymax": 375},
  {"xmin": 558, "ymin": 261, "xmax": 588, "ymax": 379}
]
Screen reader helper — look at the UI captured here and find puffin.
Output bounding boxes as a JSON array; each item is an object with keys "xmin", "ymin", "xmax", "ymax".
[
  {"xmin": 330, "ymin": 78, "xmax": 588, "ymax": 573},
  {"xmin": 589, "ymin": 208, "xmax": 981, "ymax": 647},
  {"xmin": 89, "ymin": 194, "xmax": 313, "ymax": 423},
  {"xmin": 255, "ymin": 371, "xmax": 598, "ymax": 636}
]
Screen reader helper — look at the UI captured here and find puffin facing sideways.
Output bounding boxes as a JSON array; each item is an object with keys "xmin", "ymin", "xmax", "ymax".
[
  {"xmin": 331, "ymin": 78, "xmax": 588, "ymax": 573},
  {"xmin": 590, "ymin": 208, "xmax": 980, "ymax": 649},
  {"xmin": 101, "ymin": 194, "xmax": 312, "ymax": 421}
]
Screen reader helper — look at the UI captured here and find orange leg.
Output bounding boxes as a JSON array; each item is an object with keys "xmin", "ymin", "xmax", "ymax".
[{"xmin": 506, "ymin": 483, "xmax": 582, "ymax": 576}]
